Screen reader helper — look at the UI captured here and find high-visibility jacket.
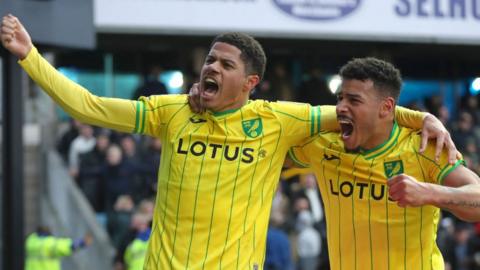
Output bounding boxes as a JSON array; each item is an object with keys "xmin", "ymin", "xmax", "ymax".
[
  {"xmin": 25, "ymin": 233, "xmax": 73, "ymax": 270},
  {"xmin": 124, "ymin": 238, "xmax": 149, "ymax": 270}
]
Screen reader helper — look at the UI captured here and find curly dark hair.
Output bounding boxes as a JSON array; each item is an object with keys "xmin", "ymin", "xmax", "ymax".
[
  {"xmin": 211, "ymin": 32, "xmax": 267, "ymax": 81},
  {"xmin": 339, "ymin": 57, "xmax": 402, "ymax": 101}
]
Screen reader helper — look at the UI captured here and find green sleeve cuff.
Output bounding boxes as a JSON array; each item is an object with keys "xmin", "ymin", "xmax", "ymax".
[{"xmin": 439, "ymin": 159, "xmax": 465, "ymax": 184}]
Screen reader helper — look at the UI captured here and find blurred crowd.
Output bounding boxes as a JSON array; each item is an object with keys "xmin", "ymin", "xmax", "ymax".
[
  {"xmin": 54, "ymin": 64, "xmax": 480, "ymax": 270},
  {"xmin": 56, "ymin": 121, "xmax": 159, "ymax": 269}
]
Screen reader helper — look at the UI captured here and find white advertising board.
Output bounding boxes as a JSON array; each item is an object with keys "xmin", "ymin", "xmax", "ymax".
[{"xmin": 95, "ymin": 0, "xmax": 480, "ymax": 44}]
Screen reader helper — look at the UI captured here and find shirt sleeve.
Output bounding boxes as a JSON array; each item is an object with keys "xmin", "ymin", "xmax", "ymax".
[
  {"xmin": 319, "ymin": 105, "xmax": 426, "ymax": 132},
  {"xmin": 287, "ymin": 136, "xmax": 320, "ymax": 168},
  {"xmin": 267, "ymin": 103, "xmax": 425, "ymax": 136},
  {"xmin": 317, "ymin": 105, "xmax": 339, "ymax": 132},
  {"xmin": 132, "ymin": 94, "xmax": 188, "ymax": 137},
  {"xmin": 395, "ymin": 106, "xmax": 426, "ymax": 130},
  {"xmin": 269, "ymin": 102, "xmax": 342, "ymax": 142},
  {"xmin": 19, "ymin": 47, "xmax": 138, "ymax": 133},
  {"xmin": 417, "ymin": 140, "xmax": 465, "ymax": 184}
]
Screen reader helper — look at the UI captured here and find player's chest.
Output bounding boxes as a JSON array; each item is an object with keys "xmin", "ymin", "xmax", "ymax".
[{"xmin": 319, "ymin": 148, "xmax": 421, "ymax": 183}]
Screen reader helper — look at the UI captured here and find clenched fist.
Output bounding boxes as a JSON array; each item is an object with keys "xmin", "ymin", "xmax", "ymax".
[
  {"xmin": 1, "ymin": 14, "xmax": 32, "ymax": 59},
  {"xmin": 388, "ymin": 174, "xmax": 433, "ymax": 208}
]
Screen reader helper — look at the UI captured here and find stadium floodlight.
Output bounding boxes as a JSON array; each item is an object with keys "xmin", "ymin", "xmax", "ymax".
[
  {"xmin": 160, "ymin": 71, "xmax": 184, "ymax": 94},
  {"xmin": 472, "ymin": 77, "xmax": 480, "ymax": 93},
  {"xmin": 328, "ymin": 75, "xmax": 342, "ymax": 94},
  {"xmin": 169, "ymin": 71, "xmax": 184, "ymax": 89}
]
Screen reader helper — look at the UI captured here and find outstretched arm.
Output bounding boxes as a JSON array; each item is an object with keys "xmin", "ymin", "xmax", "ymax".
[
  {"xmin": 388, "ymin": 166, "xmax": 480, "ymax": 222},
  {"xmin": 1, "ymin": 14, "xmax": 139, "ymax": 133}
]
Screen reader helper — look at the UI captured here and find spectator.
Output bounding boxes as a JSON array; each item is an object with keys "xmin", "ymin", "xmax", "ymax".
[
  {"xmin": 124, "ymin": 213, "xmax": 152, "ymax": 270},
  {"xmin": 102, "ymin": 144, "xmax": 138, "ymax": 210},
  {"xmin": 467, "ymin": 223, "xmax": 480, "ymax": 270},
  {"xmin": 455, "ymin": 222, "xmax": 473, "ymax": 270},
  {"xmin": 140, "ymin": 137, "xmax": 162, "ymax": 194},
  {"xmin": 462, "ymin": 95, "xmax": 480, "ymax": 125},
  {"xmin": 78, "ymin": 129, "xmax": 111, "ymax": 213},
  {"xmin": 108, "ymin": 195, "xmax": 135, "ymax": 249},
  {"xmin": 452, "ymin": 111, "xmax": 477, "ymax": 152},
  {"xmin": 120, "ymin": 135, "xmax": 146, "ymax": 202},
  {"xmin": 424, "ymin": 94, "xmax": 444, "ymax": 118},
  {"xmin": 56, "ymin": 118, "xmax": 81, "ymax": 163},
  {"xmin": 253, "ymin": 63, "xmax": 293, "ymax": 101},
  {"xmin": 68, "ymin": 123, "xmax": 96, "ymax": 178},
  {"xmin": 437, "ymin": 217, "xmax": 457, "ymax": 270},
  {"xmin": 25, "ymin": 225, "xmax": 92, "ymax": 270},
  {"xmin": 302, "ymin": 174, "xmax": 323, "ymax": 229},
  {"xmin": 298, "ymin": 67, "xmax": 335, "ymax": 105},
  {"xmin": 137, "ymin": 199, "xmax": 155, "ymax": 221},
  {"xmin": 464, "ymin": 137, "xmax": 480, "ymax": 174},
  {"xmin": 265, "ymin": 211, "xmax": 294, "ymax": 270},
  {"xmin": 132, "ymin": 65, "xmax": 168, "ymax": 100},
  {"xmin": 295, "ymin": 210, "xmax": 321, "ymax": 270},
  {"xmin": 114, "ymin": 210, "xmax": 152, "ymax": 269}
]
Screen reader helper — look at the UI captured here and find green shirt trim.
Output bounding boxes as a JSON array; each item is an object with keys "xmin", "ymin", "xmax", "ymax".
[
  {"xmin": 362, "ymin": 122, "xmax": 400, "ymax": 160},
  {"xmin": 438, "ymin": 159, "xmax": 465, "ymax": 184},
  {"xmin": 212, "ymin": 107, "xmax": 241, "ymax": 117}
]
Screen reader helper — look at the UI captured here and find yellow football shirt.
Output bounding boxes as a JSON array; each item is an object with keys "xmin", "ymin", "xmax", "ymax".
[
  {"xmin": 136, "ymin": 95, "xmax": 333, "ymax": 269},
  {"xmin": 289, "ymin": 122, "xmax": 463, "ymax": 270},
  {"xmin": 19, "ymin": 47, "xmax": 426, "ymax": 270}
]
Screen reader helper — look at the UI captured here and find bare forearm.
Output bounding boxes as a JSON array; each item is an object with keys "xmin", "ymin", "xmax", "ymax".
[{"xmin": 428, "ymin": 184, "xmax": 480, "ymax": 222}]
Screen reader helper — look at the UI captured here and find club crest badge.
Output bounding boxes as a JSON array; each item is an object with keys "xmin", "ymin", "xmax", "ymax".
[
  {"xmin": 242, "ymin": 118, "xmax": 262, "ymax": 138},
  {"xmin": 384, "ymin": 160, "xmax": 404, "ymax": 178}
]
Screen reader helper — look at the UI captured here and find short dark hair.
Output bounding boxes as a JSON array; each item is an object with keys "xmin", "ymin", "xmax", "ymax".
[
  {"xmin": 211, "ymin": 32, "xmax": 267, "ymax": 81},
  {"xmin": 339, "ymin": 57, "xmax": 402, "ymax": 101}
]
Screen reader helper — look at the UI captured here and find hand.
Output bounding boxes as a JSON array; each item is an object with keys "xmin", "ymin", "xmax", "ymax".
[
  {"xmin": 187, "ymin": 83, "xmax": 205, "ymax": 113},
  {"xmin": 387, "ymin": 174, "xmax": 432, "ymax": 207},
  {"xmin": 1, "ymin": 14, "xmax": 32, "ymax": 59},
  {"xmin": 419, "ymin": 113, "xmax": 461, "ymax": 164}
]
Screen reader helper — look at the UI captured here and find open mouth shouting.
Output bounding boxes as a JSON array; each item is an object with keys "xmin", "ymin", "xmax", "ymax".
[
  {"xmin": 201, "ymin": 77, "xmax": 219, "ymax": 100},
  {"xmin": 338, "ymin": 115, "xmax": 355, "ymax": 149}
]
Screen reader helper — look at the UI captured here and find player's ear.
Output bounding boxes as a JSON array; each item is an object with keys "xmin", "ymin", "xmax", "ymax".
[
  {"xmin": 380, "ymin": 97, "xmax": 395, "ymax": 118},
  {"xmin": 243, "ymin": 75, "xmax": 260, "ymax": 93}
]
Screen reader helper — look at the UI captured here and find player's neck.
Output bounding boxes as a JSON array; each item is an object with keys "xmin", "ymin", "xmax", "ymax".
[
  {"xmin": 210, "ymin": 95, "xmax": 249, "ymax": 115},
  {"xmin": 362, "ymin": 120, "xmax": 395, "ymax": 150}
]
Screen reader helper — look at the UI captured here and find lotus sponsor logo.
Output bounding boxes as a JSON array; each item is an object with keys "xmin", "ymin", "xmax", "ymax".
[{"xmin": 272, "ymin": 0, "xmax": 361, "ymax": 20}]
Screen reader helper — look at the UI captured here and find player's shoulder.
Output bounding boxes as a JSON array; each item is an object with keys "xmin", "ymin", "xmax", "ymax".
[
  {"xmin": 141, "ymin": 94, "xmax": 187, "ymax": 104},
  {"xmin": 255, "ymin": 100, "xmax": 311, "ymax": 114},
  {"xmin": 315, "ymin": 132, "xmax": 344, "ymax": 149},
  {"xmin": 397, "ymin": 126, "xmax": 422, "ymax": 144},
  {"xmin": 138, "ymin": 94, "xmax": 188, "ymax": 111},
  {"xmin": 396, "ymin": 125, "xmax": 441, "ymax": 155}
]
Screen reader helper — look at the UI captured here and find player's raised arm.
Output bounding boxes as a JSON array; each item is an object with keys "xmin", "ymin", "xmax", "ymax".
[{"xmin": 1, "ymin": 14, "xmax": 141, "ymax": 133}]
